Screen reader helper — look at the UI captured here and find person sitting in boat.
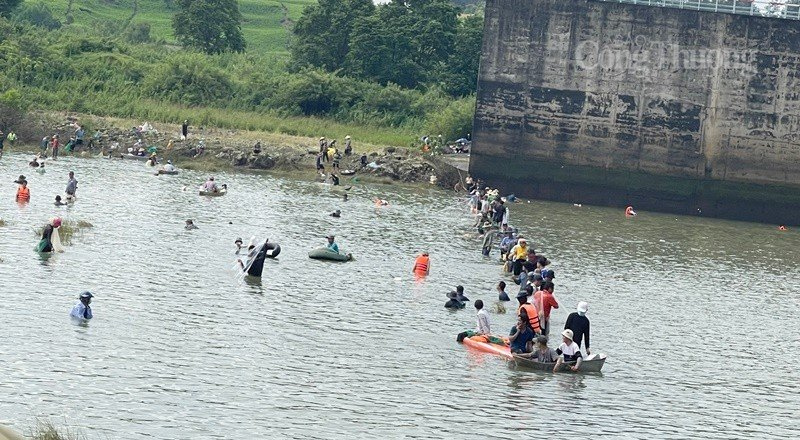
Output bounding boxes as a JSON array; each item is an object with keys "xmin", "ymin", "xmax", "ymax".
[
  {"xmin": 185, "ymin": 219, "xmax": 198, "ymax": 230},
  {"xmin": 444, "ymin": 291, "xmax": 465, "ymax": 309},
  {"xmin": 163, "ymin": 160, "xmax": 176, "ymax": 172},
  {"xmin": 326, "ymin": 235, "xmax": 339, "ymax": 253},
  {"xmin": 202, "ymin": 177, "xmax": 219, "ymax": 193},
  {"xmin": 521, "ymin": 335, "xmax": 558, "ymax": 363},
  {"xmin": 554, "ymin": 329, "xmax": 583, "ymax": 372},
  {"xmin": 509, "ymin": 313, "xmax": 535, "ymax": 354}
]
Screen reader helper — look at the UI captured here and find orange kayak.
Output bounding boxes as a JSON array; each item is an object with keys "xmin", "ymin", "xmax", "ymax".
[{"xmin": 462, "ymin": 335, "xmax": 512, "ymax": 360}]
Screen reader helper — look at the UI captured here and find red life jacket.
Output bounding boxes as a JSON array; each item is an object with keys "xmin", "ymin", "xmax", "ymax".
[
  {"xmin": 16, "ymin": 186, "xmax": 30, "ymax": 202},
  {"xmin": 414, "ymin": 255, "xmax": 429, "ymax": 274},
  {"xmin": 518, "ymin": 303, "xmax": 541, "ymax": 334}
]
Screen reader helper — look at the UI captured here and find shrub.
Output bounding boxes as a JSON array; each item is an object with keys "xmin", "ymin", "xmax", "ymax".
[
  {"xmin": 14, "ymin": 2, "xmax": 61, "ymax": 30},
  {"xmin": 144, "ymin": 56, "xmax": 234, "ymax": 106},
  {"xmin": 424, "ymin": 96, "xmax": 476, "ymax": 143}
]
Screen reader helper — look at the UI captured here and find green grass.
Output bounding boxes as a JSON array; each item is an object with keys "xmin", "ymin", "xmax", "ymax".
[
  {"xmin": 92, "ymin": 98, "xmax": 417, "ymax": 146},
  {"xmin": 23, "ymin": 0, "xmax": 315, "ymax": 55}
]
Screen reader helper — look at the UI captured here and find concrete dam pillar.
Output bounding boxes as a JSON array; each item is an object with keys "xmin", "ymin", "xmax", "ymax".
[{"xmin": 471, "ymin": 0, "xmax": 800, "ymax": 224}]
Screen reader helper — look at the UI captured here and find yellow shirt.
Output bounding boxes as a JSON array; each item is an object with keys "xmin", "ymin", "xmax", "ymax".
[{"xmin": 512, "ymin": 244, "xmax": 528, "ymax": 260}]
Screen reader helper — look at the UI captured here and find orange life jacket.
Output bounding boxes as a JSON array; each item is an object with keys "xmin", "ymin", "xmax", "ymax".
[
  {"xmin": 518, "ymin": 303, "xmax": 542, "ymax": 334},
  {"xmin": 414, "ymin": 255, "xmax": 429, "ymax": 274},
  {"xmin": 16, "ymin": 186, "xmax": 30, "ymax": 202}
]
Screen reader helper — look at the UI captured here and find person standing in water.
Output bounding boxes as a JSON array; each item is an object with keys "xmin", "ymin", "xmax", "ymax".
[
  {"xmin": 412, "ymin": 252, "xmax": 430, "ymax": 277},
  {"xmin": 70, "ymin": 292, "xmax": 94, "ymax": 321},
  {"xmin": 38, "ymin": 217, "xmax": 64, "ymax": 253},
  {"xmin": 474, "ymin": 300, "xmax": 491, "ymax": 335},
  {"xmin": 14, "ymin": 176, "xmax": 30, "ymax": 202},
  {"xmin": 65, "ymin": 171, "xmax": 78, "ymax": 200},
  {"xmin": 51, "ymin": 134, "xmax": 60, "ymax": 159},
  {"xmin": 565, "ymin": 301, "xmax": 591, "ymax": 354}
]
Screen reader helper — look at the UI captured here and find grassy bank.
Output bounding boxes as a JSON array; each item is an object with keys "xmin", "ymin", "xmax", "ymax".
[
  {"xmin": 68, "ymin": 100, "xmax": 417, "ymax": 148},
  {"xmin": 24, "ymin": 0, "xmax": 314, "ymax": 55}
]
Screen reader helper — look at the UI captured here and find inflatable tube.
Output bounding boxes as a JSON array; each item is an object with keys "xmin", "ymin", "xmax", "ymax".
[
  {"xmin": 246, "ymin": 244, "xmax": 268, "ymax": 277},
  {"xmin": 341, "ymin": 169, "xmax": 355, "ymax": 176},
  {"xmin": 308, "ymin": 247, "xmax": 352, "ymax": 261},
  {"xmin": 265, "ymin": 243, "xmax": 281, "ymax": 258},
  {"xmin": 199, "ymin": 189, "xmax": 227, "ymax": 197}
]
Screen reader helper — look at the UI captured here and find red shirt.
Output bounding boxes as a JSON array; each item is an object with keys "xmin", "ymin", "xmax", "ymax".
[{"xmin": 532, "ymin": 290, "xmax": 559, "ymax": 318}]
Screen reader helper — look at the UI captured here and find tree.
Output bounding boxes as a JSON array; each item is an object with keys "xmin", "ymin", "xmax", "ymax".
[
  {"xmin": 439, "ymin": 14, "xmax": 483, "ymax": 96},
  {"xmin": 14, "ymin": 2, "xmax": 62, "ymax": 30},
  {"xmin": 172, "ymin": 0, "xmax": 245, "ymax": 54},
  {"xmin": 0, "ymin": 0, "xmax": 23, "ymax": 18},
  {"xmin": 0, "ymin": 88, "xmax": 29, "ymax": 132},
  {"xmin": 290, "ymin": 0, "xmax": 374, "ymax": 72},
  {"xmin": 346, "ymin": 0, "xmax": 458, "ymax": 88}
]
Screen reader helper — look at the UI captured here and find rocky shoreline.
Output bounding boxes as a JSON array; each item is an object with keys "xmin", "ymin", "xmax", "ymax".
[{"xmin": 19, "ymin": 112, "xmax": 463, "ymax": 187}]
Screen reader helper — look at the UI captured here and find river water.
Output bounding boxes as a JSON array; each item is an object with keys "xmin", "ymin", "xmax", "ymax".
[{"xmin": 0, "ymin": 152, "xmax": 798, "ymax": 439}]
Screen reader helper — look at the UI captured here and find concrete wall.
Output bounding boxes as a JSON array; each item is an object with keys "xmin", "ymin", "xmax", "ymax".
[{"xmin": 471, "ymin": 0, "xmax": 800, "ymax": 224}]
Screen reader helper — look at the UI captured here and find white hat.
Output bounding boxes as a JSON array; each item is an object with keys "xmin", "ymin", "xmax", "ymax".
[
  {"xmin": 345, "ymin": 135, "xmax": 351, "ymax": 139},
  {"xmin": 562, "ymin": 329, "xmax": 574, "ymax": 340},
  {"xmin": 577, "ymin": 301, "xmax": 588, "ymax": 314}
]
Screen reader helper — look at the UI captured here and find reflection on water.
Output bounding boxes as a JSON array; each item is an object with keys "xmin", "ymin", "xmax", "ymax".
[{"xmin": 0, "ymin": 152, "xmax": 798, "ymax": 439}]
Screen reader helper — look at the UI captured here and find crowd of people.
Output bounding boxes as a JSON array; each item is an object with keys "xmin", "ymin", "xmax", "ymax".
[{"xmin": 450, "ymin": 176, "xmax": 594, "ymax": 372}]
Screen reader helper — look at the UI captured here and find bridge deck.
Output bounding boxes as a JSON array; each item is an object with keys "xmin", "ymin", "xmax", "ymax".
[{"xmin": 592, "ymin": 0, "xmax": 800, "ymax": 19}]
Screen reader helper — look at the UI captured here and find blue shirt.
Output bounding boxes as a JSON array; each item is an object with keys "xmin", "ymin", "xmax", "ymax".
[
  {"xmin": 327, "ymin": 242, "xmax": 339, "ymax": 253},
  {"xmin": 70, "ymin": 302, "xmax": 92, "ymax": 320},
  {"xmin": 509, "ymin": 325, "xmax": 534, "ymax": 353}
]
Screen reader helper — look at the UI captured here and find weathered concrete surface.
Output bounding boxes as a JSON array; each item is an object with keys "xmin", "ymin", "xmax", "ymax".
[{"xmin": 471, "ymin": 0, "xmax": 800, "ymax": 224}]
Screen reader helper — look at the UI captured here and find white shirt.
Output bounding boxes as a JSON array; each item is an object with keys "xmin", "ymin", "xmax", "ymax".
[
  {"xmin": 558, "ymin": 341, "xmax": 580, "ymax": 357},
  {"xmin": 164, "ymin": 163, "xmax": 176, "ymax": 172},
  {"xmin": 476, "ymin": 309, "xmax": 491, "ymax": 335}
]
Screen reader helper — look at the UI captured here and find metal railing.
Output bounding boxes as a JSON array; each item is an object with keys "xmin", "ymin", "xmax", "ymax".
[{"xmin": 592, "ymin": 0, "xmax": 800, "ymax": 20}]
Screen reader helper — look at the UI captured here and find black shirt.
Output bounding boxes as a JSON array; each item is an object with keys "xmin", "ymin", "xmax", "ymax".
[{"xmin": 564, "ymin": 312, "xmax": 590, "ymax": 350}]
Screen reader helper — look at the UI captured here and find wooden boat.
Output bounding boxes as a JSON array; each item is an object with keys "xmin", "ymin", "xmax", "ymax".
[
  {"xmin": 308, "ymin": 247, "xmax": 352, "ymax": 261},
  {"xmin": 512, "ymin": 353, "xmax": 607, "ymax": 372},
  {"xmin": 156, "ymin": 169, "xmax": 179, "ymax": 175},
  {"xmin": 199, "ymin": 189, "xmax": 227, "ymax": 197},
  {"xmin": 462, "ymin": 336, "xmax": 607, "ymax": 373}
]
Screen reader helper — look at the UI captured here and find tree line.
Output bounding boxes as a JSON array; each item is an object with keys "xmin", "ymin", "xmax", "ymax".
[{"xmin": 0, "ymin": 0, "xmax": 483, "ymax": 144}]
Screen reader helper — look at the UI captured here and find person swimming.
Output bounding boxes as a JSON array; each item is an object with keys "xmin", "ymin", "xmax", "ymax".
[
  {"xmin": 185, "ymin": 219, "xmax": 198, "ymax": 230},
  {"xmin": 54, "ymin": 195, "xmax": 66, "ymax": 206},
  {"xmin": 330, "ymin": 210, "xmax": 341, "ymax": 218}
]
